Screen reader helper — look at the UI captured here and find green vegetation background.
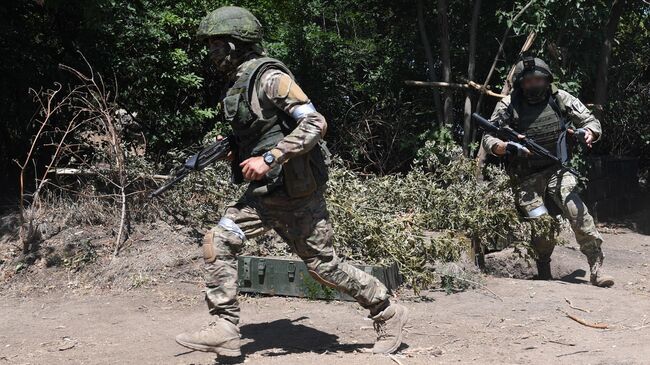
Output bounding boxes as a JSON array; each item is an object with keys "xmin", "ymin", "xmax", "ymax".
[
  {"xmin": 1, "ymin": 0, "xmax": 648, "ymax": 178},
  {"xmin": 1, "ymin": 0, "xmax": 648, "ymax": 288}
]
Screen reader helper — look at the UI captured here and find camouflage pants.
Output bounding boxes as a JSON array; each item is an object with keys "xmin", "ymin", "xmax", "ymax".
[
  {"xmin": 201, "ymin": 187, "xmax": 390, "ymax": 325},
  {"xmin": 514, "ymin": 167, "xmax": 604, "ymax": 264}
]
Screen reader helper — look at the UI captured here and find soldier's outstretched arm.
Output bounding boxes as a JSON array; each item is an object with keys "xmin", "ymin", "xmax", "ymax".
[
  {"xmin": 556, "ymin": 89, "xmax": 602, "ymax": 143},
  {"xmin": 260, "ymin": 70, "xmax": 327, "ymax": 165}
]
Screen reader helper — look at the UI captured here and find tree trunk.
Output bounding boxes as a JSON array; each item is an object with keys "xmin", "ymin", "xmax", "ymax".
[
  {"xmin": 463, "ymin": 0, "xmax": 481, "ymax": 156},
  {"xmin": 416, "ymin": 0, "xmax": 444, "ymax": 125},
  {"xmin": 594, "ymin": 0, "xmax": 626, "ymax": 119},
  {"xmin": 437, "ymin": 0, "xmax": 454, "ymax": 127}
]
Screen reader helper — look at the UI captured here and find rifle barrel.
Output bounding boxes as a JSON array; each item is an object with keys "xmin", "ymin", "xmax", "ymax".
[
  {"xmin": 148, "ymin": 136, "xmax": 233, "ymax": 199},
  {"xmin": 148, "ymin": 169, "xmax": 190, "ymax": 198}
]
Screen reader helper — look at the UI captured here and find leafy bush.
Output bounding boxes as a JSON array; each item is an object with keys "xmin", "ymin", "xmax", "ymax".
[{"xmin": 95, "ymin": 123, "xmax": 558, "ymax": 291}]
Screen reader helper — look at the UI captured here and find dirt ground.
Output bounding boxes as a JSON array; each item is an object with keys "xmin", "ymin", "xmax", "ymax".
[{"xmin": 1, "ymin": 228, "xmax": 649, "ymax": 365}]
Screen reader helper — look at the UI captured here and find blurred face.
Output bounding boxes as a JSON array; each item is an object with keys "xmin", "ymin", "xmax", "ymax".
[
  {"xmin": 207, "ymin": 38, "xmax": 233, "ymax": 69},
  {"xmin": 521, "ymin": 75, "xmax": 550, "ymax": 104},
  {"xmin": 521, "ymin": 75, "xmax": 549, "ymax": 91}
]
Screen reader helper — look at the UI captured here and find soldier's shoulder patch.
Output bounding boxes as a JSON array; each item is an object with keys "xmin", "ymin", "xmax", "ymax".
[
  {"xmin": 275, "ymin": 73, "xmax": 293, "ymax": 98},
  {"xmin": 277, "ymin": 74, "xmax": 309, "ymax": 103},
  {"xmin": 570, "ymin": 98, "xmax": 588, "ymax": 114},
  {"xmin": 556, "ymin": 90, "xmax": 585, "ymax": 113}
]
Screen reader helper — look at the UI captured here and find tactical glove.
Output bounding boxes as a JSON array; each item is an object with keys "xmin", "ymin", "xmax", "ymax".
[{"xmin": 506, "ymin": 141, "xmax": 531, "ymax": 157}]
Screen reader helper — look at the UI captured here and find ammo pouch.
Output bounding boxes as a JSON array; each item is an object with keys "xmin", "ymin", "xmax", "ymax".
[
  {"xmin": 283, "ymin": 153, "xmax": 317, "ymax": 198},
  {"xmin": 243, "ymin": 142, "xmax": 330, "ymax": 198},
  {"xmin": 282, "ymin": 140, "xmax": 330, "ymax": 198}
]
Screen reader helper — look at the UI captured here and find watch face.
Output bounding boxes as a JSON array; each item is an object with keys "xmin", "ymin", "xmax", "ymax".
[{"xmin": 264, "ymin": 153, "xmax": 274, "ymax": 164}]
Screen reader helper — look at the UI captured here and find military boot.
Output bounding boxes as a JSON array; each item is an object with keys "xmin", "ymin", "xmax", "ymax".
[
  {"xmin": 175, "ymin": 318, "xmax": 241, "ymax": 356},
  {"xmin": 589, "ymin": 256, "xmax": 614, "ymax": 288},
  {"xmin": 370, "ymin": 302, "xmax": 408, "ymax": 354},
  {"xmin": 535, "ymin": 259, "xmax": 552, "ymax": 280}
]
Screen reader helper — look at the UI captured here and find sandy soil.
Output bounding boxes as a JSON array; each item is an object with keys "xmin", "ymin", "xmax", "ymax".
[{"xmin": 1, "ymin": 229, "xmax": 649, "ymax": 365}]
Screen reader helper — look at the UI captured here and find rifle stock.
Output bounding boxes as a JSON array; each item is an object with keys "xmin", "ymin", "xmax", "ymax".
[{"xmin": 149, "ymin": 136, "xmax": 233, "ymax": 198}]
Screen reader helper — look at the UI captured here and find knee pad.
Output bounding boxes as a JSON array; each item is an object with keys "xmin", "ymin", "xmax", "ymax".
[
  {"xmin": 202, "ymin": 218, "xmax": 246, "ymax": 264},
  {"xmin": 202, "ymin": 230, "xmax": 217, "ymax": 263},
  {"xmin": 218, "ymin": 217, "xmax": 246, "ymax": 241}
]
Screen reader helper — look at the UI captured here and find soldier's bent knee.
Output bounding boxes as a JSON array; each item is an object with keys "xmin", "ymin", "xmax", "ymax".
[
  {"xmin": 202, "ymin": 218, "xmax": 246, "ymax": 264},
  {"xmin": 526, "ymin": 204, "xmax": 549, "ymax": 219},
  {"xmin": 304, "ymin": 257, "xmax": 340, "ymax": 287}
]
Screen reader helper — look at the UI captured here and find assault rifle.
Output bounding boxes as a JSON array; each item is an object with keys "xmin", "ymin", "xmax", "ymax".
[
  {"xmin": 149, "ymin": 136, "xmax": 234, "ymax": 198},
  {"xmin": 471, "ymin": 113, "xmax": 579, "ymax": 177}
]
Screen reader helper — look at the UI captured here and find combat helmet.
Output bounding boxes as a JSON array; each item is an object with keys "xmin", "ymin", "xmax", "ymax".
[
  {"xmin": 196, "ymin": 6, "xmax": 263, "ymax": 43},
  {"xmin": 512, "ymin": 56, "xmax": 554, "ymax": 88}
]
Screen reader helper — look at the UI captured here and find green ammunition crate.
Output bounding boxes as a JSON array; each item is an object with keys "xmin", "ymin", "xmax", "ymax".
[{"xmin": 237, "ymin": 256, "xmax": 402, "ymax": 301}]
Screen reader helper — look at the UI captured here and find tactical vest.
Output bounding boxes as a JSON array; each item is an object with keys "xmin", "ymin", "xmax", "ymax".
[
  {"xmin": 507, "ymin": 87, "xmax": 568, "ymax": 175},
  {"xmin": 222, "ymin": 57, "xmax": 329, "ymax": 197}
]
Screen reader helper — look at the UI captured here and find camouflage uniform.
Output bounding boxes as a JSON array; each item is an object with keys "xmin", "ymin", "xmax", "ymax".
[
  {"xmin": 483, "ymin": 87, "xmax": 611, "ymax": 285},
  {"xmin": 177, "ymin": 8, "xmax": 407, "ymax": 356},
  {"xmin": 201, "ymin": 58, "xmax": 391, "ymax": 325}
]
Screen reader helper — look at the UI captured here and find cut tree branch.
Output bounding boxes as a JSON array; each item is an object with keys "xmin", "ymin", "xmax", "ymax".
[
  {"xmin": 476, "ymin": 0, "xmax": 537, "ymax": 113},
  {"xmin": 404, "ymin": 80, "xmax": 507, "ymax": 98}
]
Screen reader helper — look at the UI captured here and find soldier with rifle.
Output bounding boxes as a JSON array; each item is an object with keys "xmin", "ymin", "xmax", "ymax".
[
  {"xmin": 164, "ymin": 6, "xmax": 408, "ymax": 357},
  {"xmin": 479, "ymin": 56, "xmax": 615, "ymax": 288}
]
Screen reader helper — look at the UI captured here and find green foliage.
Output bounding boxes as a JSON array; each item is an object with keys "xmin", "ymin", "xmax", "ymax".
[
  {"xmin": 414, "ymin": 126, "xmax": 462, "ymax": 171},
  {"xmin": 147, "ymin": 150, "xmax": 548, "ymax": 291},
  {"xmin": 2, "ymin": 0, "xmax": 649, "ymax": 184},
  {"xmin": 594, "ymin": 6, "xmax": 650, "ymax": 170},
  {"xmin": 1, "ymin": 0, "xmax": 648, "ymax": 291},
  {"xmin": 302, "ymin": 274, "xmax": 336, "ymax": 301},
  {"xmin": 324, "ymin": 153, "xmax": 553, "ymax": 289}
]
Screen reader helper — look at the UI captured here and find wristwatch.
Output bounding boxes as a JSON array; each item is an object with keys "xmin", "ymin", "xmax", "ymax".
[{"xmin": 262, "ymin": 151, "xmax": 276, "ymax": 166}]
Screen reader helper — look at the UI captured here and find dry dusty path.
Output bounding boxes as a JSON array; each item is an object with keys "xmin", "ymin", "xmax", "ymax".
[{"xmin": 1, "ymin": 230, "xmax": 649, "ymax": 365}]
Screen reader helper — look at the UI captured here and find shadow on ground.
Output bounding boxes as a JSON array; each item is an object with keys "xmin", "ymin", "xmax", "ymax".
[
  {"xmin": 559, "ymin": 269, "xmax": 588, "ymax": 284},
  {"xmin": 241, "ymin": 316, "xmax": 367, "ymax": 355}
]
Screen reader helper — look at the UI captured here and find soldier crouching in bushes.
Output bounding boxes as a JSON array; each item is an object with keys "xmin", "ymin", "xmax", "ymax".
[
  {"xmin": 174, "ymin": 6, "xmax": 408, "ymax": 357},
  {"xmin": 482, "ymin": 56, "xmax": 615, "ymax": 288}
]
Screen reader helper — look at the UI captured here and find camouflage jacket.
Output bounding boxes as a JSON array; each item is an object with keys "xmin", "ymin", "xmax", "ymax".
[
  {"xmin": 233, "ymin": 57, "xmax": 327, "ymax": 165},
  {"xmin": 482, "ymin": 89, "xmax": 602, "ymax": 156}
]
